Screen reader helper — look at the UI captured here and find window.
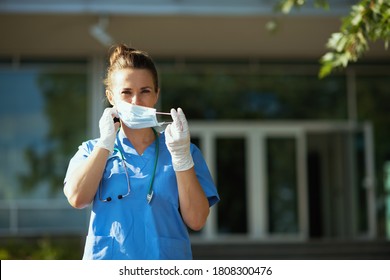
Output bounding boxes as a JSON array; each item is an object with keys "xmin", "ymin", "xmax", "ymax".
[
  {"xmin": 0, "ymin": 62, "xmax": 87, "ymax": 199},
  {"xmin": 0, "ymin": 60, "xmax": 88, "ymax": 234},
  {"xmin": 159, "ymin": 62, "xmax": 347, "ymax": 121}
]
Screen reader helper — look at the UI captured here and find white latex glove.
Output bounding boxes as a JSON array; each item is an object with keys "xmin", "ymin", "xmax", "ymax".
[
  {"xmin": 95, "ymin": 107, "xmax": 119, "ymax": 153},
  {"xmin": 165, "ymin": 108, "xmax": 194, "ymax": 172}
]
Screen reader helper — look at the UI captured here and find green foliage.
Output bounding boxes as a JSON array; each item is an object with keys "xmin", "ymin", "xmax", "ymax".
[
  {"xmin": 0, "ymin": 248, "xmax": 10, "ymax": 259},
  {"xmin": 276, "ymin": 0, "xmax": 390, "ymax": 78},
  {"xmin": 0, "ymin": 236, "xmax": 83, "ymax": 260},
  {"xmin": 276, "ymin": 0, "xmax": 329, "ymax": 13},
  {"xmin": 320, "ymin": 0, "xmax": 390, "ymax": 78}
]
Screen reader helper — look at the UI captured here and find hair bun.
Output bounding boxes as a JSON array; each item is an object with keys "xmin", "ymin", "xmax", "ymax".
[
  {"xmin": 104, "ymin": 44, "xmax": 159, "ymax": 91},
  {"xmin": 109, "ymin": 44, "xmax": 136, "ymax": 66}
]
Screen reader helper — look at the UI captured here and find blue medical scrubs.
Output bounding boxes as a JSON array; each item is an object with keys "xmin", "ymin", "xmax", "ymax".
[{"xmin": 64, "ymin": 129, "xmax": 219, "ymax": 260}]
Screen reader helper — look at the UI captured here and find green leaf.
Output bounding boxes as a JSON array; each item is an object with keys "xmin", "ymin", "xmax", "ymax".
[
  {"xmin": 318, "ymin": 61, "xmax": 333, "ymax": 79},
  {"xmin": 326, "ymin": 32, "xmax": 343, "ymax": 49},
  {"xmin": 314, "ymin": 0, "xmax": 329, "ymax": 10},
  {"xmin": 351, "ymin": 10, "xmax": 362, "ymax": 26}
]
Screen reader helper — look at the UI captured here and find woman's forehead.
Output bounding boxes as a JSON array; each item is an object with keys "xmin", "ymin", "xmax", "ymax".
[{"xmin": 111, "ymin": 68, "xmax": 154, "ymax": 87}]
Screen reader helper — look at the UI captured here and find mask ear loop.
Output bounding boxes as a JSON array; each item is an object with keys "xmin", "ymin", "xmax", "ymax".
[{"xmin": 155, "ymin": 112, "xmax": 172, "ymax": 126}]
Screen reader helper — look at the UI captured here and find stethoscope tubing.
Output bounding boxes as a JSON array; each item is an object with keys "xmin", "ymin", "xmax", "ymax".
[{"xmin": 98, "ymin": 128, "xmax": 159, "ymax": 204}]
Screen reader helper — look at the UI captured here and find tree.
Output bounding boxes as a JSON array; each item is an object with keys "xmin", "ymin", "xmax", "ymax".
[{"xmin": 276, "ymin": 0, "xmax": 390, "ymax": 78}]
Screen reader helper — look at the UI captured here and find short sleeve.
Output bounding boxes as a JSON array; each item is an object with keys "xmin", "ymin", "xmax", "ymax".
[
  {"xmin": 63, "ymin": 140, "xmax": 96, "ymax": 185},
  {"xmin": 191, "ymin": 144, "xmax": 220, "ymax": 207}
]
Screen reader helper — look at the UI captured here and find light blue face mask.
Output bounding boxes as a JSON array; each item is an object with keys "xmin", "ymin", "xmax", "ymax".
[{"xmin": 115, "ymin": 100, "xmax": 170, "ymax": 129}]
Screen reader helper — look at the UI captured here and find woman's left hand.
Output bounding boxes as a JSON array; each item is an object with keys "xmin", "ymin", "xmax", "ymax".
[{"xmin": 165, "ymin": 108, "xmax": 194, "ymax": 171}]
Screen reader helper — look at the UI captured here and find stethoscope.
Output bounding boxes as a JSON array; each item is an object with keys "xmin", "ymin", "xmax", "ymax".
[{"xmin": 98, "ymin": 128, "xmax": 159, "ymax": 204}]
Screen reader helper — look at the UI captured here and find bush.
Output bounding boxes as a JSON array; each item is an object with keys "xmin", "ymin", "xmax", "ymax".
[{"xmin": 0, "ymin": 236, "xmax": 84, "ymax": 260}]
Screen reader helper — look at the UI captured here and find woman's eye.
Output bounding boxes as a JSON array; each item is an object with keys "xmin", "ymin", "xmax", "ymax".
[
  {"xmin": 141, "ymin": 89, "xmax": 151, "ymax": 94},
  {"xmin": 122, "ymin": 91, "xmax": 131, "ymax": 95}
]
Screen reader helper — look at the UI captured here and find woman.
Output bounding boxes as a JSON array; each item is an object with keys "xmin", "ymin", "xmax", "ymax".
[{"xmin": 63, "ymin": 44, "xmax": 219, "ymax": 260}]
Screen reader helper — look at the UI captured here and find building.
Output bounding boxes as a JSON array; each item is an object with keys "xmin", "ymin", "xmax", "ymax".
[{"xmin": 1, "ymin": 0, "xmax": 390, "ymax": 259}]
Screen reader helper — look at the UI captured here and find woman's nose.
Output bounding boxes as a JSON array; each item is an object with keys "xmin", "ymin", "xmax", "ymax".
[{"xmin": 130, "ymin": 94, "xmax": 139, "ymax": 105}]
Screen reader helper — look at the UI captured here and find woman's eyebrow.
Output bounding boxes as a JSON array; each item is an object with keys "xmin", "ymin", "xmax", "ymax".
[{"xmin": 121, "ymin": 86, "xmax": 153, "ymax": 91}]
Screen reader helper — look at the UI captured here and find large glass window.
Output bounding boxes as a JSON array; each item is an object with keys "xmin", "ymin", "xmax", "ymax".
[
  {"xmin": 159, "ymin": 62, "xmax": 347, "ymax": 121},
  {"xmin": 356, "ymin": 72, "xmax": 390, "ymax": 237},
  {"xmin": 0, "ymin": 61, "xmax": 88, "ymax": 201},
  {"xmin": 356, "ymin": 74, "xmax": 390, "ymax": 167}
]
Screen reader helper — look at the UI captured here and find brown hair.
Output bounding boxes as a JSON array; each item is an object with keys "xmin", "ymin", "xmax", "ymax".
[{"xmin": 104, "ymin": 44, "xmax": 159, "ymax": 91}]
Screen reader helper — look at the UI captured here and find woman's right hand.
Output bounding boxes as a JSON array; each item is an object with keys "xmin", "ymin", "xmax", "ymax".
[
  {"xmin": 64, "ymin": 107, "xmax": 119, "ymax": 209},
  {"xmin": 95, "ymin": 107, "xmax": 120, "ymax": 153}
]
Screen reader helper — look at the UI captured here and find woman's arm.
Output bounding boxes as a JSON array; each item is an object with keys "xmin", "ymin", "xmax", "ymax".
[
  {"xmin": 64, "ymin": 147, "xmax": 109, "ymax": 209},
  {"xmin": 165, "ymin": 108, "xmax": 210, "ymax": 231},
  {"xmin": 64, "ymin": 107, "xmax": 119, "ymax": 209},
  {"xmin": 176, "ymin": 168, "xmax": 210, "ymax": 230}
]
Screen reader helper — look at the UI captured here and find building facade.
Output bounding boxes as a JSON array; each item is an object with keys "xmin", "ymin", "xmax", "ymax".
[{"xmin": 1, "ymin": 0, "xmax": 389, "ymax": 257}]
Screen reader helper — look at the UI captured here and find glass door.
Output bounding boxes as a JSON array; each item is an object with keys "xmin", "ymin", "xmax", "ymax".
[{"xmin": 247, "ymin": 128, "xmax": 308, "ymax": 240}]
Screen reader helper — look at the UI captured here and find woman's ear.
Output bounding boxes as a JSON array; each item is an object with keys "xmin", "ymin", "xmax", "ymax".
[{"xmin": 106, "ymin": 90, "xmax": 115, "ymax": 106}]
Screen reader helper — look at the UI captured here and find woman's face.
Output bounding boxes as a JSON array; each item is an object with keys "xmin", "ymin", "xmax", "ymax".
[{"xmin": 107, "ymin": 68, "xmax": 159, "ymax": 108}]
